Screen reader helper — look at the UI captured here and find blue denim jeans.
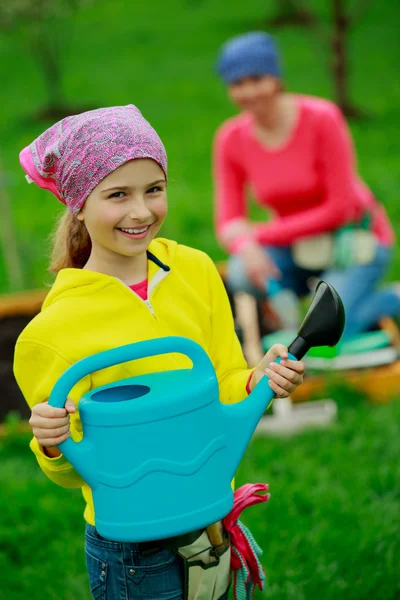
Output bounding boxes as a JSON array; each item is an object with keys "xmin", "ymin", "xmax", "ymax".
[
  {"xmin": 227, "ymin": 244, "xmax": 400, "ymax": 339},
  {"xmin": 85, "ymin": 525, "xmax": 229, "ymax": 600}
]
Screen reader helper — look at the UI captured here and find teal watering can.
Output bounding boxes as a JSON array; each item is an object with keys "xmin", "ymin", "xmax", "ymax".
[{"xmin": 48, "ymin": 281, "xmax": 344, "ymax": 542}]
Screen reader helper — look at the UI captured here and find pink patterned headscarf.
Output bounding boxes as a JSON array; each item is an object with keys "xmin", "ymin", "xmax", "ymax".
[{"xmin": 19, "ymin": 105, "xmax": 168, "ymax": 214}]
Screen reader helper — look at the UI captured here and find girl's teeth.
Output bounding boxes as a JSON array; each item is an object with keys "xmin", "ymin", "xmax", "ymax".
[{"xmin": 121, "ymin": 227, "xmax": 148, "ymax": 234}]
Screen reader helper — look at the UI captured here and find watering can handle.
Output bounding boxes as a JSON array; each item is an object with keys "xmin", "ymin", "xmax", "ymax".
[{"xmin": 48, "ymin": 336, "xmax": 215, "ymax": 410}]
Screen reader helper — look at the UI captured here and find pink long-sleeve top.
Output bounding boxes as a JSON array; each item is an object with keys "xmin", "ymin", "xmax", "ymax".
[{"xmin": 213, "ymin": 95, "xmax": 394, "ymax": 254}]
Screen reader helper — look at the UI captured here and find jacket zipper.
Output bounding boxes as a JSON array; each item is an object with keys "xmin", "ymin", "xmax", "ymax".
[{"xmin": 119, "ymin": 267, "xmax": 169, "ymax": 318}]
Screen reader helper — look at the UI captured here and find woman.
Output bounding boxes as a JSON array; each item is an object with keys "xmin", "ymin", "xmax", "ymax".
[{"xmin": 213, "ymin": 31, "xmax": 400, "ymax": 338}]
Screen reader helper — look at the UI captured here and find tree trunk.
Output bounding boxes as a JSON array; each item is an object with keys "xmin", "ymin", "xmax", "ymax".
[
  {"xmin": 331, "ymin": 0, "xmax": 365, "ymax": 118},
  {"xmin": 39, "ymin": 43, "xmax": 64, "ymax": 112},
  {"xmin": 25, "ymin": 19, "xmax": 92, "ymax": 121},
  {"xmin": 29, "ymin": 24, "xmax": 66, "ymax": 118}
]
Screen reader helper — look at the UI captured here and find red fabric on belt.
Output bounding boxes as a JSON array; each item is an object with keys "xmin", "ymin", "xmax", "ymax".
[{"xmin": 222, "ymin": 483, "xmax": 270, "ymax": 591}]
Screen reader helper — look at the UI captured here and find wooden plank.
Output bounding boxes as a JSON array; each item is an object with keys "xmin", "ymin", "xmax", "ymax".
[
  {"xmin": 291, "ymin": 361, "xmax": 400, "ymax": 404},
  {"xmin": 215, "ymin": 260, "xmax": 227, "ymax": 280},
  {"xmin": 0, "ymin": 288, "xmax": 47, "ymax": 319}
]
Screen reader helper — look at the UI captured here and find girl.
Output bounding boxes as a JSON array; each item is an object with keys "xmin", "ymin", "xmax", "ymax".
[
  {"xmin": 213, "ymin": 31, "xmax": 400, "ymax": 339},
  {"xmin": 14, "ymin": 105, "xmax": 305, "ymax": 600}
]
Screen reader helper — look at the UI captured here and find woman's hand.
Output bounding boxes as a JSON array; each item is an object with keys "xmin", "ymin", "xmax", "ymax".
[
  {"xmin": 248, "ymin": 344, "xmax": 305, "ymax": 397},
  {"xmin": 29, "ymin": 398, "xmax": 76, "ymax": 456},
  {"xmin": 240, "ymin": 241, "xmax": 281, "ymax": 291}
]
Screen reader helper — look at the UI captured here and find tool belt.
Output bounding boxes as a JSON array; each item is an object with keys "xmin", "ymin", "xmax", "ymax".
[
  {"xmin": 137, "ymin": 523, "xmax": 230, "ymax": 600},
  {"xmin": 293, "ymin": 212, "xmax": 377, "ymax": 271}
]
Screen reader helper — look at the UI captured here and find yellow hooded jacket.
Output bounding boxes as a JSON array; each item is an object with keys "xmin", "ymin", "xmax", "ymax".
[{"xmin": 14, "ymin": 238, "xmax": 252, "ymax": 525}]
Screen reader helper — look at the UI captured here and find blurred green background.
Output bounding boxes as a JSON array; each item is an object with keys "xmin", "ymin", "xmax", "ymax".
[
  {"xmin": 1, "ymin": 0, "xmax": 399, "ymax": 292},
  {"xmin": 1, "ymin": 0, "xmax": 399, "ymax": 598}
]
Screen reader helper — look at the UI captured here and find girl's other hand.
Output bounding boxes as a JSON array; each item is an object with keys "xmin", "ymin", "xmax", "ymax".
[
  {"xmin": 248, "ymin": 344, "xmax": 305, "ymax": 396},
  {"xmin": 29, "ymin": 398, "xmax": 76, "ymax": 456}
]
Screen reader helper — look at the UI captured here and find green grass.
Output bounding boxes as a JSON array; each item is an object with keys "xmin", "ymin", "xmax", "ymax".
[
  {"xmin": 1, "ymin": 393, "xmax": 400, "ymax": 599},
  {"xmin": 241, "ymin": 393, "xmax": 400, "ymax": 599},
  {"xmin": 1, "ymin": 0, "xmax": 400, "ymax": 598}
]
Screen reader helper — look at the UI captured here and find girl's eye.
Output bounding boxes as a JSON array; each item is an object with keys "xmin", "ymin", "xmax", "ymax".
[
  {"xmin": 147, "ymin": 186, "xmax": 161, "ymax": 194},
  {"xmin": 109, "ymin": 191, "xmax": 126, "ymax": 199}
]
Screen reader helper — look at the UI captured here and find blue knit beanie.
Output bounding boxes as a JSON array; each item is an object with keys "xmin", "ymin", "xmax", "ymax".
[{"xmin": 216, "ymin": 32, "xmax": 282, "ymax": 85}]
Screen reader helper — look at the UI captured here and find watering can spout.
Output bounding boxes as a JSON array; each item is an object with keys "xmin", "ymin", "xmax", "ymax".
[{"xmin": 225, "ymin": 281, "xmax": 345, "ymax": 479}]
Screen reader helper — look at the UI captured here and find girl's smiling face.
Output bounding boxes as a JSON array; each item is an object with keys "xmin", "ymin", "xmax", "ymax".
[{"xmin": 77, "ymin": 158, "xmax": 167, "ymax": 263}]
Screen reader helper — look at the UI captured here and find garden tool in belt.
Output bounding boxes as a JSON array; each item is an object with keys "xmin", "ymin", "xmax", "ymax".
[{"xmin": 176, "ymin": 520, "xmax": 231, "ymax": 600}]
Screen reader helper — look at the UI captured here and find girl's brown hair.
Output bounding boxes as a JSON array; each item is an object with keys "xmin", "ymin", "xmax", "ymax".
[{"xmin": 49, "ymin": 209, "xmax": 91, "ymax": 272}]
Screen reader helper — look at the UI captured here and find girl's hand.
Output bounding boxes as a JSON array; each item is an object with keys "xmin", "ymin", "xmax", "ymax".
[
  {"xmin": 240, "ymin": 241, "xmax": 281, "ymax": 291},
  {"xmin": 29, "ymin": 398, "xmax": 76, "ymax": 450},
  {"xmin": 248, "ymin": 344, "xmax": 305, "ymax": 397}
]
